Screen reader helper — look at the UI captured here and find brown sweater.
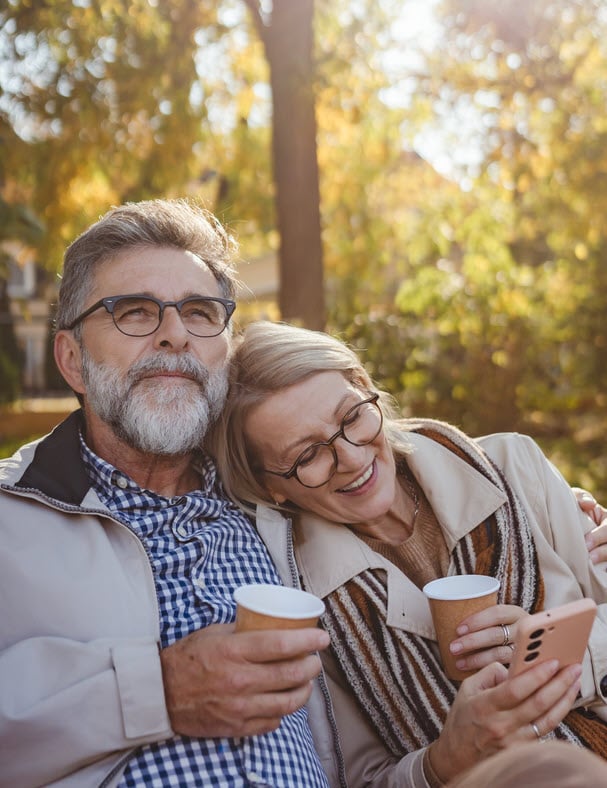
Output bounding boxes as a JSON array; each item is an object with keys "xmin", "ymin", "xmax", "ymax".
[{"xmin": 357, "ymin": 473, "xmax": 451, "ymax": 589}]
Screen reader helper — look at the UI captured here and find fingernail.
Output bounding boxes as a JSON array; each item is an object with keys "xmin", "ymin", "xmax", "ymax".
[
  {"xmin": 450, "ymin": 642, "xmax": 463, "ymax": 654},
  {"xmin": 545, "ymin": 659, "xmax": 560, "ymax": 673},
  {"xmin": 456, "ymin": 625, "xmax": 469, "ymax": 635}
]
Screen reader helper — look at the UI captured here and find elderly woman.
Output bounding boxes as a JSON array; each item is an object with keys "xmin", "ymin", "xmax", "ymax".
[{"xmin": 210, "ymin": 320, "xmax": 607, "ymax": 787}]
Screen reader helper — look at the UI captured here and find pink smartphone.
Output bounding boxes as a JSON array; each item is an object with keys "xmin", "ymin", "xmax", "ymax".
[{"xmin": 508, "ymin": 598, "xmax": 597, "ymax": 677}]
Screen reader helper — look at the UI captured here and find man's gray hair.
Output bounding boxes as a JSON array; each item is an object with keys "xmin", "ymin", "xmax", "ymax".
[{"xmin": 55, "ymin": 199, "xmax": 238, "ymax": 334}]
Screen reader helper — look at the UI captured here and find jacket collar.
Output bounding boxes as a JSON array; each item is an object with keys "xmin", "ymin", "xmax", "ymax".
[
  {"xmin": 258, "ymin": 430, "xmax": 507, "ymax": 603},
  {"xmin": 404, "ymin": 431, "xmax": 507, "ymax": 549},
  {"xmin": 14, "ymin": 410, "xmax": 91, "ymax": 505}
]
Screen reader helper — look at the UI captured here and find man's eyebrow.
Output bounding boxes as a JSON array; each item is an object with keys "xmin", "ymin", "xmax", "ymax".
[{"xmin": 280, "ymin": 391, "xmax": 357, "ymax": 457}]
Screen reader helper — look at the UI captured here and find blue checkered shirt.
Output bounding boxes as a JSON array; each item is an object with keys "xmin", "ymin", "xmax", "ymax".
[{"xmin": 81, "ymin": 438, "xmax": 329, "ymax": 788}]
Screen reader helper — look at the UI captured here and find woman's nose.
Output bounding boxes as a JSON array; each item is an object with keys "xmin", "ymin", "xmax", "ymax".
[{"xmin": 334, "ymin": 436, "xmax": 366, "ymax": 469}]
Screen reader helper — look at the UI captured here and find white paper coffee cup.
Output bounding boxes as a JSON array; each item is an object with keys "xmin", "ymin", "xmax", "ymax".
[
  {"xmin": 234, "ymin": 583, "xmax": 325, "ymax": 632},
  {"xmin": 423, "ymin": 575, "xmax": 500, "ymax": 681}
]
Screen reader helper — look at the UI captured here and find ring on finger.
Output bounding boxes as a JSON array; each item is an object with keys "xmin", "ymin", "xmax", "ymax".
[
  {"xmin": 500, "ymin": 623, "xmax": 511, "ymax": 647},
  {"xmin": 531, "ymin": 722, "xmax": 542, "ymax": 740}
]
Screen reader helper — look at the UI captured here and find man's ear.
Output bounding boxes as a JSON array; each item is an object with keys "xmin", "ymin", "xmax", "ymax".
[{"xmin": 54, "ymin": 331, "xmax": 86, "ymax": 395}]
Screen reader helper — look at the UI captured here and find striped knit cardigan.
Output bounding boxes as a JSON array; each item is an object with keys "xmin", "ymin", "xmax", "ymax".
[{"xmin": 322, "ymin": 419, "xmax": 607, "ymax": 758}]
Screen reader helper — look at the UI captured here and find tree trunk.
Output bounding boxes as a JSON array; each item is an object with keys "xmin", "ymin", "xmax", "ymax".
[{"xmin": 245, "ymin": 0, "xmax": 325, "ymax": 329}]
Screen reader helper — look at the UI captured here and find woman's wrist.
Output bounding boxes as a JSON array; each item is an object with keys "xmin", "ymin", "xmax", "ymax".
[{"xmin": 423, "ymin": 744, "xmax": 447, "ymax": 788}]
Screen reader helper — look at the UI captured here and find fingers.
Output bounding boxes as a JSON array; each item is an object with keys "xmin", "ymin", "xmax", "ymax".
[
  {"xmin": 456, "ymin": 604, "xmax": 527, "ymax": 636},
  {"xmin": 451, "ymin": 606, "xmax": 526, "ymax": 671},
  {"xmin": 453, "ymin": 641, "xmax": 515, "ymax": 673},
  {"xmin": 160, "ymin": 624, "xmax": 329, "ymax": 739},
  {"xmin": 459, "ymin": 660, "xmax": 510, "ymax": 693},
  {"xmin": 574, "ymin": 487, "xmax": 607, "ymax": 562},
  {"xmin": 236, "ymin": 627, "xmax": 331, "ymax": 662},
  {"xmin": 515, "ymin": 663, "xmax": 582, "ymax": 740},
  {"xmin": 574, "ymin": 488, "xmax": 607, "ymax": 526},
  {"xmin": 206, "ymin": 680, "xmax": 317, "ymax": 737},
  {"xmin": 430, "ymin": 660, "xmax": 582, "ymax": 783},
  {"xmin": 586, "ymin": 523, "xmax": 607, "ymax": 564},
  {"xmin": 464, "ymin": 661, "xmax": 580, "ymax": 750},
  {"xmin": 493, "ymin": 660, "xmax": 581, "ymax": 720}
]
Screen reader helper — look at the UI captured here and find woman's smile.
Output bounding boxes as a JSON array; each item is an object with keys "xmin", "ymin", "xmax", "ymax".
[{"xmin": 336, "ymin": 459, "xmax": 377, "ymax": 494}]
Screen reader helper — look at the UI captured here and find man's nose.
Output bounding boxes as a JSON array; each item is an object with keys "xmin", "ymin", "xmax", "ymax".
[{"xmin": 153, "ymin": 305, "xmax": 190, "ymax": 350}]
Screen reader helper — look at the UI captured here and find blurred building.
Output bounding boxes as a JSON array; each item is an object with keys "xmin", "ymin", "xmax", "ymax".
[{"xmin": 4, "ymin": 248, "xmax": 56, "ymax": 392}]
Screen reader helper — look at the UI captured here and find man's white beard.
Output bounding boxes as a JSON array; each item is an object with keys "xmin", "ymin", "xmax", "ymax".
[{"xmin": 81, "ymin": 349, "xmax": 228, "ymax": 456}]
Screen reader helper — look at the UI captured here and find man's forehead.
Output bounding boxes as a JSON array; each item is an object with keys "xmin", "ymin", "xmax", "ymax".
[{"xmin": 92, "ymin": 246, "xmax": 221, "ymax": 294}]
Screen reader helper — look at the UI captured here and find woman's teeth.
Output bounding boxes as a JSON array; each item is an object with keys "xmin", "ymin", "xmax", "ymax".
[{"xmin": 339, "ymin": 463, "xmax": 373, "ymax": 492}]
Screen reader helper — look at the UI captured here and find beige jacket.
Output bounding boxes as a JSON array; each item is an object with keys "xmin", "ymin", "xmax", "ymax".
[
  {"xmin": 0, "ymin": 413, "xmax": 344, "ymax": 788},
  {"xmin": 257, "ymin": 430, "xmax": 607, "ymax": 788}
]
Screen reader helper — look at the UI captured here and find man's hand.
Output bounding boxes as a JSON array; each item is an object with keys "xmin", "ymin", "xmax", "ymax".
[
  {"xmin": 573, "ymin": 487, "xmax": 607, "ymax": 564},
  {"xmin": 160, "ymin": 623, "xmax": 330, "ymax": 738}
]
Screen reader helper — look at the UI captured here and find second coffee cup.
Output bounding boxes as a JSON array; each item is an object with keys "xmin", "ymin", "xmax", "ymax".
[{"xmin": 423, "ymin": 574, "xmax": 500, "ymax": 681}]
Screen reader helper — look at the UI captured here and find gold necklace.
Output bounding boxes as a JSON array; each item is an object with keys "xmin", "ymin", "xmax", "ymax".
[{"xmin": 397, "ymin": 459, "xmax": 420, "ymax": 525}]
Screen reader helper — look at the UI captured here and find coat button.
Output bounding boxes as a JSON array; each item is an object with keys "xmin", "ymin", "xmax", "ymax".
[{"xmin": 600, "ymin": 675, "xmax": 607, "ymax": 697}]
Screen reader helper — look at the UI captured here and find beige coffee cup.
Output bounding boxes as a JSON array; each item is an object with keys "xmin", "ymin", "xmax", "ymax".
[
  {"xmin": 234, "ymin": 583, "xmax": 325, "ymax": 632},
  {"xmin": 423, "ymin": 575, "xmax": 500, "ymax": 681}
]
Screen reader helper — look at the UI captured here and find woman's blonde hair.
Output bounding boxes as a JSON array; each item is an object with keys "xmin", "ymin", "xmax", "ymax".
[{"xmin": 209, "ymin": 320, "xmax": 409, "ymax": 514}]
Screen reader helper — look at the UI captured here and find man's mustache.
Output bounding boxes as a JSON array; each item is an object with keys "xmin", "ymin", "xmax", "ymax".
[{"xmin": 127, "ymin": 353, "xmax": 211, "ymax": 389}]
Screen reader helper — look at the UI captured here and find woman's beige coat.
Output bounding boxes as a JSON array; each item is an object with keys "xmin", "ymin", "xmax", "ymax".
[{"xmin": 256, "ymin": 430, "xmax": 607, "ymax": 788}]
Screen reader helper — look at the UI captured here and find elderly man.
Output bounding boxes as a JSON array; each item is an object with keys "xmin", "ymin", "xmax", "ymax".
[{"xmin": 0, "ymin": 200, "xmax": 335, "ymax": 787}]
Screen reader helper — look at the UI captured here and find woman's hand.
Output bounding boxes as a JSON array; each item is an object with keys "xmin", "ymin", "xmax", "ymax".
[
  {"xmin": 448, "ymin": 604, "xmax": 528, "ymax": 673},
  {"xmin": 426, "ymin": 658, "xmax": 582, "ymax": 784},
  {"xmin": 573, "ymin": 487, "xmax": 607, "ymax": 564}
]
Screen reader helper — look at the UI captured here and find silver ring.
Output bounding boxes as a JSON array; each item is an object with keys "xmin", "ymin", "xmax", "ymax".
[
  {"xmin": 531, "ymin": 722, "xmax": 541, "ymax": 739},
  {"xmin": 500, "ymin": 623, "xmax": 511, "ymax": 647},
  {"xmin": 507, "ymin": 643, "xmax": 515, "ymax": 653}
]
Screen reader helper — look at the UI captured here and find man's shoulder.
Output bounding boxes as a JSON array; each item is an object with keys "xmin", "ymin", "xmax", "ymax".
[
  {"xmin": 1, "ymin": 411, "xmax": 91, "ymax": 503},
  {"xmin": 0, "ymin": 437, "xmax": 41, "ymax": 485}
]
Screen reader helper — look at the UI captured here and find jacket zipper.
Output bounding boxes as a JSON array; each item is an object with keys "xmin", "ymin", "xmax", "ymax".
[
  {"xmin": 1, "ymin": 483, "xmax": 164, "ymax": 787},
  {"xmin": 98, "ymin": 750, "xmax": 137, "ymax": 788},
  {"xmin": 285, "ymin": 519, "xmax": 348, "ymax": 788}
]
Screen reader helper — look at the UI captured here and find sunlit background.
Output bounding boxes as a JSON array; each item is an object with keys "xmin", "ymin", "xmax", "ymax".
[{"xmin": 2, "ymin": 0, "xmax": 607, "ymax": 498}]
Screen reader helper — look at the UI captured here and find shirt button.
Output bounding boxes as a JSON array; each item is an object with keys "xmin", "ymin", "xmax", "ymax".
[
  {"xmin": 194, "ymin": 576, "xmax": 205, "ymax": 589},
  {"xmin": 176, "ymin": 524, "xmax": 189, "ymax": 538},
  {"xmin": 115, "ymin": 476, "xmax": 129, "ymax": 489},
  {"xmin": 245, "ymin": 772, "xmax": 262, "ymax": 783},
  {"xmin": 600, "ymin": 674, "xmax": 607, "ymax": 697}
]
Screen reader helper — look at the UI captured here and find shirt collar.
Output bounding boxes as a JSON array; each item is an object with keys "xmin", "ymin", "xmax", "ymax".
[{"xmin": 79, "ymin": 431, "xmax": 219, "ymax": 498}]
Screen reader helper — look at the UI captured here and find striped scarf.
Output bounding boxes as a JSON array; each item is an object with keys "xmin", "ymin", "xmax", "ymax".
[{"xmin": 322, "ymin": 419, "xmax": 607, "ymax": 757}]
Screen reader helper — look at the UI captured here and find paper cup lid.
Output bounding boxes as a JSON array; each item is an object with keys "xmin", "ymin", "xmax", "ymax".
[
  {"xmin": 233, "ymin": 583, "xmax": 325, "ymax": 619},
  {"xmin": 422, "ymin": 575, "xmax": 500, "ymax": 601}
]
